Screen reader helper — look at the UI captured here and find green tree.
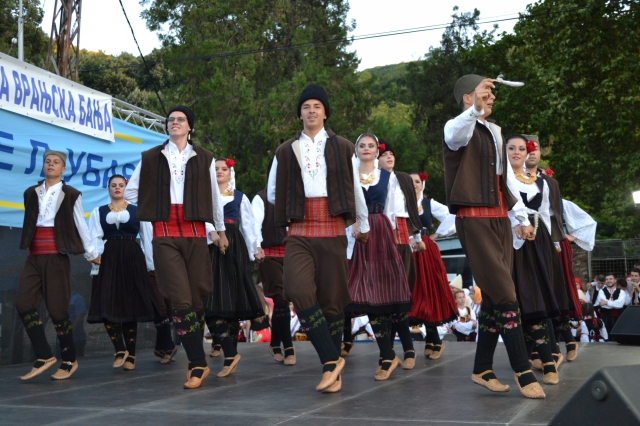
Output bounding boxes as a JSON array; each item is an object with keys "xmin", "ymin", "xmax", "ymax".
[
  {"xmin": 493, "ymin": 0, "xmax": 640, "ymax": 238},
  {"xmin": 0, "ymin": 0, "xmax": 49, "ymax": 67},
  {"xmin": 141, "ymin": 0, "xmax": 373, "ymax": 197},
  {"xmin": 77, "ymin": 49, "xmax": 172, "ymax": 115},
  {"xmin": 404, "ymin": 7, "xmax": 497, "ymax": 202}
]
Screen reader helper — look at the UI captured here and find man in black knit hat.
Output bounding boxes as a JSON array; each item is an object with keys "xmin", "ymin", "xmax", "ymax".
[
  {"xmin": 267, "ymin": 84, "xmax": 370, "ymax": 393},
  {"xmin": 125, "ymin": 105, "xmax": 228, "ymax": 389}
]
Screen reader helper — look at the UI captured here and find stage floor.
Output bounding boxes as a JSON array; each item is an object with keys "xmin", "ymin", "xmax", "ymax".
[{"xmin": 0, "ymin": 341, "xmax": 638, "ymax": 425}]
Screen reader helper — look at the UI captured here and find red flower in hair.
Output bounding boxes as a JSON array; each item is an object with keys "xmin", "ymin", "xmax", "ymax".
[
  {"xmin": 226, "ymin": 158, "xmax": 236, "ymax": 168},
  {"xmin": 378, "ymin": 143, "xmax": 386, "ymax": 152},
  {"xmin": 419, "ymin": 172, "xmax": 428, "ymax": 181},
  {"xmin": 545, "ymin": 168, "xmax": 554, "ymax": 178},
  {"xmin": 526, "ymin": 140, "xmax": 537, "ymax": 154}
]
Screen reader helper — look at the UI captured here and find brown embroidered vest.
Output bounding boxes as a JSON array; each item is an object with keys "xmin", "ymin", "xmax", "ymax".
[
  {"xmin": 538, "ymin": 172, "xmax": 565, "ymax": 242},
  {"xmin": 258, "ymin": 189, "xmax": 286, "ymax": 247},
  {"xmin": 20, "ymin": 182, "xmax": 85, "ymax": 255},
  {"xmin": 443, "ymin": 119, "xmax": 517, "ymax": 214},
  {"xmin": 274, "ymin": 129, "xmax": 356, "ymax": 227},
  {"xmin": 395, "ymin": 171, "xmax": 422, "ymax": 235},
  {"xmin": 137, "ymin": 140, "xmax": 215, "ymax": 222}
]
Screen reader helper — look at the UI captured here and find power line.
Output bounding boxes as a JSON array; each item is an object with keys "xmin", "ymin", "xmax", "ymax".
[
  {"xmin": 79, "ymin": 2, "xmax": 612, "ymax": 74},
  {"xmin": 117, "ymin": 0, "xmax": 167, "ymax": 116}
]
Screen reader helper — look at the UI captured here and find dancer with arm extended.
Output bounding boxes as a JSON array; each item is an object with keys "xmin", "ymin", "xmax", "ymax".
[{"xmin": 443, "ymin": 75, "xmax": 544, "ymax": 398}]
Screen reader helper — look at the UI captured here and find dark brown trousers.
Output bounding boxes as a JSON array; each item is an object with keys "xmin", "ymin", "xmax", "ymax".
[
  {"xmin": 16, "ymin": 254, "xmax": 71, "ymax": 320},
  {"xmin": 397, "ymin": 243, "xmax": 417, "ymax": 292},
  {"xmin": 152, "ymin": 237, "xmax": 212, "ymax": 312},
  {"xmin": 148, "ymin": 271, "xmax": 173, "ymax": 318},
  {"xmin": 455, "ymin": 217, "xmax": 517, "ymax": 306},
  {"xmin": 283, "ymin": 236, "xmax": 351, "ymax": 317},
  {"xmin": 259, "ymin": 257, "xmax": 287, "ymax": 305}
]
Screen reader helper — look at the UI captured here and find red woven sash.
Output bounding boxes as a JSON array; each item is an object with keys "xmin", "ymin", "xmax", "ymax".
[
  {"xmin": 394, "ymin": 217, "xmax": 410, "ymax": 245},
  {"xmin": 29, "ymin": 227, "xmax": 58, "ymax": 255},
  {"xmin": 263, "ymin": 244, "xmax": 285, "ymax": 258},
  {"xmin": 288, "ymin": 197, "xmax": 346, "ymax": 238},
  {"xmin": 152, "ymin": 204, "xmax": 206, "ymax": 238},
  {"xmin": 456, "ymin": 178, "xmax": 508, "ymax": 218}
]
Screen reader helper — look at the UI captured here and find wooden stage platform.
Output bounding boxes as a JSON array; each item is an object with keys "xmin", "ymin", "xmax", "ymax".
[{"xmin": 0, "ymin": 341, "xmax": 638, "ymax": 425}]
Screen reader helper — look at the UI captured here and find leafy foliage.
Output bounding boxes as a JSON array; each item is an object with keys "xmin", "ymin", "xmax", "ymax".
[
  {"xmin": 140, "ymin": 0, "xmax": 373, "ymax": 196},
  {"xmin": 0, "ymin": 0, "xmax": 49, "ymax": 66},
  {"xmin": 77, "ymin": 50, "xmax": 173, "ymax": 114}
]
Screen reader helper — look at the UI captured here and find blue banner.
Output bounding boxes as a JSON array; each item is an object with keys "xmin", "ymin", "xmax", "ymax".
[{"xmin": 0, "ymin": 108, "xmax": 167, "ymax": 228}]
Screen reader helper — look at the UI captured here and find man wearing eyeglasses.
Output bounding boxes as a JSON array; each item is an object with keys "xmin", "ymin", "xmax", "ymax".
[{"xmin": 125, "ymin": 106, "xmax": 227, "ymax": 389}]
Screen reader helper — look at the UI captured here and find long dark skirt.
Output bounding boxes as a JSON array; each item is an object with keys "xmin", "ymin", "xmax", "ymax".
[
  {"xmin": 512, "ymin": 220, "xmax": 570, "ymax": 321},
  {"xmin": 88, "ymin": 239, "xmax": 159, "ymax": 323},
  {"xmin": 409, "ymin": 236, "xmax": 458, "ymax": 326},
  {"xmin": 203, "ymin": 223, "xmax": 264, "ymax": 320},
  {"xmin": 345, "ymin": 213, "xmax": 411, "ymax": 315},
  {"xmin": 559, "ymin": 238, "xmax": 582, "ymax": 318}
]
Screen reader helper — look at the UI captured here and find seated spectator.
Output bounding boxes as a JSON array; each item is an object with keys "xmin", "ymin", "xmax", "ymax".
[
  {"xmin": 617, "ymin": 279, "xmax": 632, "ymax": 307},
  {"xmin": 595, "ymin": 273, "xmax": 626, "ymax": 339},
  {"xmin": 450, "ymin": 288, "xmax": 477, "ymax": 342},
  {"xmin": 629, "ymin": 268, "xmax": 640, "ymax": 305},
  {"xmin": 578, "ymin": 303, "xmax": 608, "ymax": 342},
  {"xmin": 575, "ymin": 278, "xmax": 587, "ymax": 303},
  {"xmin": 589, "ymin": 274, "xmax": 606, "ymax": 315},
  {"xmin": 468, "ymin": 284, "xmax": 482, "ymax": 316}
]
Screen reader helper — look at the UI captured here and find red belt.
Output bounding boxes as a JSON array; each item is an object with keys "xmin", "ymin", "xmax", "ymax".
[
  {"xmin": 29, "ymin": 227, "xmax": 59, "ymax": 255},
  {"xmin": 153, "ymin": 204, "xmax": 206, "ymax": 238}
]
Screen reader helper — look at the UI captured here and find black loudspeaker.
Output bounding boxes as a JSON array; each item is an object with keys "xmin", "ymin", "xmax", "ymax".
[
  {"xmin": 611, "ymin": 305, "xmax": 640, "ymax": 345},
  {"xmin": 549, "ymin": 365, "xmax": 640, "ymax": 425}
]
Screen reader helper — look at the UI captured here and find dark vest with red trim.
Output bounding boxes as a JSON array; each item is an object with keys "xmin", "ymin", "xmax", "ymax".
[{"xmin": 20, "ymin": 181, "xmax": 85, "ymax": 255}]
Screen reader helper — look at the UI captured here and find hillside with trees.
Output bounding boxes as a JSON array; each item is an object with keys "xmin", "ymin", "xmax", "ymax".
[{"xmin": 3, "ymin": 0, "xmax": 638, "ymax": 238}]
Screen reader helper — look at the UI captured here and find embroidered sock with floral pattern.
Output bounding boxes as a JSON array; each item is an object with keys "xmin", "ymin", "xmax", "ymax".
[
  {"xmin": 53, "ymin": 315, "xmax": 76, "ymax": 363},
  {"xmin": 20, "ymin": 308, "xmax": 53, "ymax": 360},
  {"xmin": 297, "ymin": 303, "xmax": 339, "ymax": 372}
]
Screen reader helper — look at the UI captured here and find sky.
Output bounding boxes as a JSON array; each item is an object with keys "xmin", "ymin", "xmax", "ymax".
[{"xmin": 41, "ymin": 0, "xmax": 534, "ymax": 71}]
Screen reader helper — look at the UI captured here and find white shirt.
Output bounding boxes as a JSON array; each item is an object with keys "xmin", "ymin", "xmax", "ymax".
[
  {"xmin": 206, "ymin": 192, "xmax": 258, "ymax": 260},
  {"xmin": 595, "ymin": 287, "xmax": 626, "ymax": 309},
  {"xmin": 508, "ymin": 178, "xmax": 552, "ymax": 250},
  {"xmin": 450, "ymin": 306, "xmax": 477, "ymax": 336},
  {"xmin": 562, "ymin": 199, "xmax": 597, "ymax": 251},
  {"xmin": 35, "ymin": 181, "xmax": 96, "ymax": 260},
  {"xmin": 422, "ymin": 198, "xmax": 457, "ymax": 237},
  {"xmin": 579, "ymin": 319, "xmax": 608, "ymax": 342},
  {"xmin": 251, "ymin": 195, "xmax": 266, "ymax": 248},
  {"xmin": 88, "ymin": 206, "xmax": 132, "ymax": 256},
  {"xmin": 139, "ymin": 221, "xmax": 154, "ymax": 271},
  {"xmin": 267, "ymin": 128, "xmax": 370, "ymax": 233},
  {"xmin": 124, "ymin": 141, "xmax": 226, "ymax": 232},
  {"xmin": 444, "ymin": 107, "xmax": 531, "ymax": 226},
  {"xmin": 391, "ymin": 172, "xmax": 421, "ymax": 242}
]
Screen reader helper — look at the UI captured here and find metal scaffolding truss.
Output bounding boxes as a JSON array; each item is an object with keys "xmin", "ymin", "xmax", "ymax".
[
  {"xmin": 46, "ymin": 0, "xmax": 82, "ymax": 81},
  {"xmin": 112, "ymin": 98, "xmax": 166, "ymax": 134}
]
